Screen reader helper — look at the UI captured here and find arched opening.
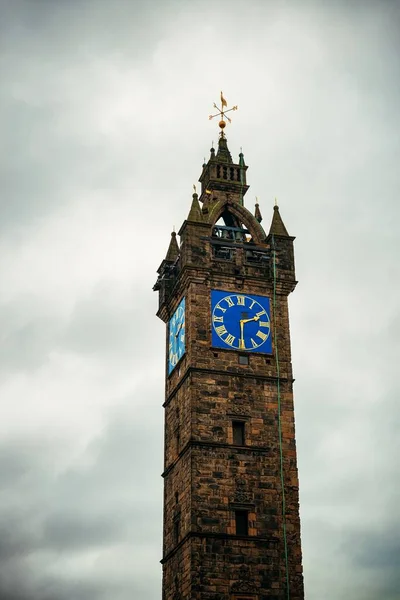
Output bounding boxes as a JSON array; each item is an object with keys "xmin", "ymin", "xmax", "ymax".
[{"xmin": 212, "ymin": 208, "xmax": 253, "ymax": 244}]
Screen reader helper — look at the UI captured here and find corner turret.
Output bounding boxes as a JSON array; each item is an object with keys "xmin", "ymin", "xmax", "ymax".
[
  {"xmin": 269, "ymin": 204, "xmax": 289, "ymax": 236},
  {"xmin": 266, "ymin": 203, "xmax": 296, "ymax": 292}
]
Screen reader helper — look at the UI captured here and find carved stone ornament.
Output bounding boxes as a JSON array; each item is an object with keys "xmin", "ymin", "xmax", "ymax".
[
  {"xmin": 229, "ymin": 404, "xmax": 250, "ymax": 416},
  {"xmin": 234, "ymin": 489, "xmax": 252, "ymax": 503},
  {"xmin": 231, "ymin": 580, "xmax": 255, "ymax": 593},
  {"xmin": 234, "ymin": 482, "xmax": 253, "ymax": 504}
]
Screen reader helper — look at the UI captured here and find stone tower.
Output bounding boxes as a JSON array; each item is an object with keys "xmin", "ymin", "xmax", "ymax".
[{"xmin": 154, "ymin": 130, "xmax": 304, "ymax": 600}]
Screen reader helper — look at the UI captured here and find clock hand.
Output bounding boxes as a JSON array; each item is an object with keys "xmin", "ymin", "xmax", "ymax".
[
  {"xmin": 239, "ymin": 315, "xmax": 261, "ymax": 349},
  {"xmin": 240, "ymin": 315, "xmax": 260, "ymax": 326},
  {"xmin": 175, "ymin": 322, "xmax": 183, "ymax": 337},
  {"xmin": 239, "ymin": 320, "xmax": 245, "ymax": 349}
]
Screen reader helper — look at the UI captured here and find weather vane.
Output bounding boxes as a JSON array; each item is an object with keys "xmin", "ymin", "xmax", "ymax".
[{"xmin": 209, "ymin": 91, "xmax": 238, "ymax": 137}]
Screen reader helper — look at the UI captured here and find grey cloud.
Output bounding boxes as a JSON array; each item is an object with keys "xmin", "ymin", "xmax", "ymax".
[
  {"xmin": 0, "ymin": 575, "xmax": 144, "ymax": 600},
  {"xmin": 0, "ymin": 297, "xmax": 59, "ymax": 374},
  {"xmin": 0, "ymin": 282, "xmax": 160, "ymax": 376},
  {"xmin": 60, "ymin": 284, "xmax": 157, "ymax": 361},
  {"xmin": 0, "ymin": 0, "xmax": 183, "ymax": 233},
  {"xmin": 349, "ymin": 527, "xmax": 400, "ymax": 570},
  {"xmin": 42, "ymin": 511, "xmax": 128, "ymax": 551},
  {"xmin": 0, "ymin": 405, "xmax": 162, "ymax": 599},
  {"xmin": 340, "ymin": 525, "xmax": 400, "ymax": 600}
]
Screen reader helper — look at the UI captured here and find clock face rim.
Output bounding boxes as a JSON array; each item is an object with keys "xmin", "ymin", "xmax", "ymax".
[
  {"xmin": 211, "ymin": 290, "xmax": 272, "ymax": 353},
  {"xmin": 168, "ymin": 297, "xmax": 186, "ymax": 374}
]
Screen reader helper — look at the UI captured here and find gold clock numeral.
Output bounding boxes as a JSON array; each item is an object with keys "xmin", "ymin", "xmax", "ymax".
[
  {"xmin": 251, "ymin": 338, "xmax": 258, "ymax": 348},
  {"xmin": 213, "ymin": 315, "xmax": 224, "ymax": 323},
  {"xmin": 225, "ymin": 297, "xmax": 234, "ymax": 307},
  {"xmin": 216, "ymin": 304, "xmax": 227, "ymax": 313},
  {"xmin": 256, "ymin": 331, "xmax": 268, "ymax": 342},
  {"xmin": 215, "ymin": 325, "xmax": 228, "ymax": 336},
  {"xmin": 249, "ymin": 299, "xmax": 256, "ymax": 309},
  {"xmin": 236, "ymin": 295, "xmax": 245, "ymax": 306},
  {"xmin": 256, "ymin": 310, "xmax": 266, "ymax": 317},
  {"xmin": 225, "ymin": 334, "xmax": 235, "ymax": 346},
  {"xmin": 259, "ymin": 321, "xmax": 270, "ymax": 328}
]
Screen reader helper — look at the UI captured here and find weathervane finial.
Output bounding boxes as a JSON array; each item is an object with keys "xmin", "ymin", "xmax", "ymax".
[{"xmin": 209, "ymin": 91, "xmax": 238, "ymax": 138}]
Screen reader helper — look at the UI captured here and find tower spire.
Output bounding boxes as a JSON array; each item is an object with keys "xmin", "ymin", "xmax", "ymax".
[
  {"xmin": 254, "ymin": 198, "xmax": 262, "ymax": 223},
  {"xmin": 198, "ymin": 98, "xmax": 248, "ymax": 206},
  {"xmin": 187, "ymin": 190, "xmax": 203, "ymax": 222},
  {"xmin": 164, "ymin": 230, "xmax": 179, "ymax": 261},
  {"xmin": 269, "ymin": 201, "xmax": 289, "ymax": 236}
]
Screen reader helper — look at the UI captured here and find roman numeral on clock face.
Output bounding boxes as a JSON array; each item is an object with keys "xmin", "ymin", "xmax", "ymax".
[
  {"xmin": 256, "ymin": 330, "xmax": 268, "ymax": 342},
  {"xmin": 259, "ymin": 321, "xmax": 270, "ymax": 328},
  {"xmin": 213, "ymin": 315, "xmax": 224, "ymax": 323},
  {"xmin": 215, "ymin": 325, "xmax": 227, "ymax": 336},
  {"xmin": 225, "ymin": 334, "xmax": 235, "ymax": 346}
]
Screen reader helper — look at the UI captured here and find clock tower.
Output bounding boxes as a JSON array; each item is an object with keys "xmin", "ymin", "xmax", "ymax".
[{"xmin": 154, "ymin": 113, "xmax": 304, "ymax": 600}]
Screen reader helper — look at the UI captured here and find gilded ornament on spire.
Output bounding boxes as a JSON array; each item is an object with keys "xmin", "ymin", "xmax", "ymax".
[{"xmin": 209, "ymin": 91, "xmax": 238, "ymax": 138}]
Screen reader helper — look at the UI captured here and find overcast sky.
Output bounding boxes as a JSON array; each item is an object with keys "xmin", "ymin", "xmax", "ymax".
[{"xmin": 0, "ymin": 1, "xmax": 399, "ymax": 598}]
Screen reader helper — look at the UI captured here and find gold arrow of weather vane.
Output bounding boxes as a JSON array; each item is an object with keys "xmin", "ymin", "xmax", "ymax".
[{"xmin": 209, "ymin": 91, "xmax": 238, "ymax": 137}]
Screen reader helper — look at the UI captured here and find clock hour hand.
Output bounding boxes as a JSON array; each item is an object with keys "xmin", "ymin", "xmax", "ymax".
[{"xmin": 240, "ymin": 315, "xmax": 260, "ymax": 325}]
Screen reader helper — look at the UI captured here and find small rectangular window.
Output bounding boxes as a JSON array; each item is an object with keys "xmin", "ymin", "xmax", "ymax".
[
  {"xmin": 232, "ymin": 421, "xmax": 245, "ymax": 445},
  {"xmin": 235, "ymin": 510, "xmax": 248, "ymax": 536},
  {"xmin": 238, "ymin": 354, "xmax": 249, "ymax": 365},
  {"xmin": 173, "ymin": 518, "xmax": 180, "ymax": 543}
]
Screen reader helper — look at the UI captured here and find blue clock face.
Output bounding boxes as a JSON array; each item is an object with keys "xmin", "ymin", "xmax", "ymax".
[
  {"xmin": 211, "ymin": 290, "xmax": 272, "ymax": 353},
  {"xmin": 168, "ymin": 297, "xmax": 186, "ymax": 374}
]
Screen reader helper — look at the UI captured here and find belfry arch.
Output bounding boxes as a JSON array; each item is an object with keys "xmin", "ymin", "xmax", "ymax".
[{"xmin": 206, "ymin": 198, "xmax": 267, "ymax": 245}]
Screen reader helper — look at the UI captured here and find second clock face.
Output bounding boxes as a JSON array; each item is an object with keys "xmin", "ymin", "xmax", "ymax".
[
  {"xmin": 211, "ymin": 290, "xmax": 272, "ymax": 353},
  {"xmin": 168, "ymin": 297, "xmax": 186, "ymax": 374}
]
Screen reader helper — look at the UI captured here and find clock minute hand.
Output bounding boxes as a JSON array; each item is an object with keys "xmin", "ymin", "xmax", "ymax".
[
  {"xmin": 239, "ymin": 320, "xmax": 245, "ymax": 349},
  {"xmin": 239, "ymin": 315, "xmax": 260, "ymax": 349}
]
